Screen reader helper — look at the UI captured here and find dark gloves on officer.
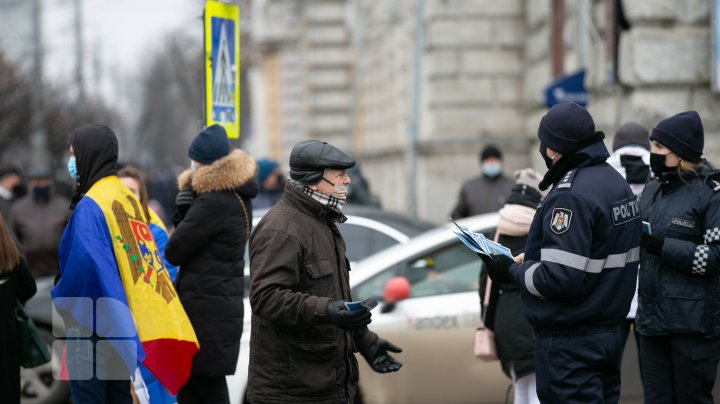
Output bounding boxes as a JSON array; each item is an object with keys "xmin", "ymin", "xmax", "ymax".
[
  {"xmin": 361, "ymin": 338, "xmax": 403, "ymax": 373},
  {"xmin": 641, "ymin": 234, "xmax": 664, "ymax": 256},
  {"xmin": 478, "ymin": 254, "xmax": 515, "ymax": 285},
  {"xmin": 326, "ymin": 300, "xmax": 371, "ymax": 331}
]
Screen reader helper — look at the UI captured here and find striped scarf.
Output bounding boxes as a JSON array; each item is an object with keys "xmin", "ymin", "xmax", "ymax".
[{"xmin": 288, "ymin": 179, "xmax": 346, "ymax": 213}]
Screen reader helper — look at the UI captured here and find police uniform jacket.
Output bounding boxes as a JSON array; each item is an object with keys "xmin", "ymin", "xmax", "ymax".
[
  {"xmin": 636, "ymin": 163, "xmax": 720, "ymax": 337},
  {"xmin": 247, "ymin": 183, "xmax": 377, "ymax": 404},
  {"xmin": 509, "ymin": 142, "xmax": 641, "ymax": 329}
]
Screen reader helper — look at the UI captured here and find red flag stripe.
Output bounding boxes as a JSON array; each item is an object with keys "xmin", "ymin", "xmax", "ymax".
[{"xmin": 141, "ymin": 339, "xmax": 199, "ymax": 395}]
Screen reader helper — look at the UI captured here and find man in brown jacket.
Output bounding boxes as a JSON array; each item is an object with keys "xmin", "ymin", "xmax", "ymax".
[{"xmin": 248, "ymin": 140, "xmax": 402, "ymax": 403}]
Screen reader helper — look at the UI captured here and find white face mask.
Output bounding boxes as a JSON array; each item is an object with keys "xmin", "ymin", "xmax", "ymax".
[
  {"xmin": 190, "ymin": 161, "xmax": 197, "ymax": 171},
  {"xmin": 482, "ymin": 162, "xmax": 502, "ymax": 178},
  {"xmin": 331, "ymin": 183, "xmax": 348, "ymax": 200},
  {"xmin": 322, "ymin": 177, "xmax": 348, "ymax": 200}
]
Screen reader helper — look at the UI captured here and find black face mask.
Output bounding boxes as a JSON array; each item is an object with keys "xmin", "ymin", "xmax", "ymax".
[
  {"xmin": 650, "ymin": 153, "xmax": 670, "ymax": 176},
  {"xmin": 32, "ymin": 185, "xmax": 51, "ymax": 200},
  {"xmin": 12, "ymin": 183, "xmax": 26, "ymax": 199},
  {"xmin": 539, "ymin": 143, "xmax": 556, "ymax": 169}
]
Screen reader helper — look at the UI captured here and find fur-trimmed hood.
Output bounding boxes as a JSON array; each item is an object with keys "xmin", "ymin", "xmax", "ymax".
[{"xmin": 178, "ymin": 149, "xmax": 257, "ymax": 194}]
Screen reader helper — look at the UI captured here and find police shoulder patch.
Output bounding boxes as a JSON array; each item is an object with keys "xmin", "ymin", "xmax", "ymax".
[
  {"xmin": 550, "ymin": 208, "xmax": 572, "ymax": 234},
  {"xmin": 610, "ymin": 195, "xmax": 640, "ymax": 226}
]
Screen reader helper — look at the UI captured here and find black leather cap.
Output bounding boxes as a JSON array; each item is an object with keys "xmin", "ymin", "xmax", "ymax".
[{"xmin": 289, "ymin": 140, "xmax": 356, "ymax": 184}]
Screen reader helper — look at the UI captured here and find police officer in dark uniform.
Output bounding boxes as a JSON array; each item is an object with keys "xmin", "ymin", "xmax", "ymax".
[
  {"xmin": 482, "ymin": 102, "xmax": 642, "ymax": 403},
  {"xmin": 636, "ymin": 111, "xmax": 720, "ymax": 403}
]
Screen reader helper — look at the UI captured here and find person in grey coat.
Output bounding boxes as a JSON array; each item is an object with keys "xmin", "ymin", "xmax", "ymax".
[{"xmin": 450, "ymin": 145, "xmax": 514, "ymax": 219}]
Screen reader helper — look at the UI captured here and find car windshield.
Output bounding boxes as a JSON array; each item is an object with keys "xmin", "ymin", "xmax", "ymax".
[{"xmin": 352, "ymin": 238, "xmax": 481, "ymax": 301}]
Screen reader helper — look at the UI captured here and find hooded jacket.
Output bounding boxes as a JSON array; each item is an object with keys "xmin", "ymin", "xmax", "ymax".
[
  {"xmin": 166, "ymin": 149, "xmax": 258, "ymax": 376},
  {"xmin": 607, "ymin": 145, "xmax": 650, "ymax": 196},
  {"xmin": 68, "ymin": 124, "xmax": 118, "ymax": 209},
  {"xmin": 247, "ymin": 183, "xmax": 377, "ymax": 403}
]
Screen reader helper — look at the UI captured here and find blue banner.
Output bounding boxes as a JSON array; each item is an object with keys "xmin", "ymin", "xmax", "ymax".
[{"xmin": 544, "ymin": 69, "xmax": 589, "ymax": 108}]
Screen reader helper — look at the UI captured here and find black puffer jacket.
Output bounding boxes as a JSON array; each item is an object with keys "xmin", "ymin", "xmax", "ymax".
[
  {"xmin": 637, "ymin": 163, "xmax": 720, "ymax": 337},
  {"xmin": 480, "ymin": 235, "xmax": 534, "ymax": 379},
  {"xmin": 166, "ymin": 149, "xmax": 257, "ymax": 376}
]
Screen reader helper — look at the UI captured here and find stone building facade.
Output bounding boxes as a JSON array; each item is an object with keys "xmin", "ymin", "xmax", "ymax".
[{"xmin": 249, "ymin": 0, "xmax": 720, "ymax": 224}]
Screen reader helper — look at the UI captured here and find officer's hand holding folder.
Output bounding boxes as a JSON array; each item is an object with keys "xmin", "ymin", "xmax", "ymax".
[{"xmin": 449, "ymin": 218, "xmax": 513, "ymax": 258}]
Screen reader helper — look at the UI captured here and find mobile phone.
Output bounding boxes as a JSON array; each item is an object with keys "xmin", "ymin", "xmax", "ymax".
[
  {"xmin": 642, "ymin": 221, "xmax": 652, "ymax": 235},
  {"xmin": 345, "ymin": 297, "xmax": 379, "ymax": 311}
]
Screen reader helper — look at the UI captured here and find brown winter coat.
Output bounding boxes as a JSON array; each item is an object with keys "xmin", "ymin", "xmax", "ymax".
[{"xmin": 247, "ymin": 183, "xmax": 377, "ymax": 403}]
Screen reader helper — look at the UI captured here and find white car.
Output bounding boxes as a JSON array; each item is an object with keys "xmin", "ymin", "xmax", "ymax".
[{"xmin": 347, "ymin": 213, "xmax": 504, "ymax": 403}]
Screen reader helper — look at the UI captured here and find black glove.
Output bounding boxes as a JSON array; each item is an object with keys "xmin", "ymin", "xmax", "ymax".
[
  {"xmin": 326, "ymin": 300, "xmax": 371, "ymax": 331},
  {"xmin": 642, "ymin": 234, "xmax": 664, "ymax": 256},
  {"xmin": 175, "ymin": 188, "xmax": 195, "ymax": 207},
  {"xmin": 171, "ymin": 188, "xmax": 195, "ymax": 226},
  {"xmin": 478, "ymin": 254, "xmax": 515, "ymax": 284},
  {"xmin": 361, "ymin": 338, "xmax": 403, "ymax": 373}
]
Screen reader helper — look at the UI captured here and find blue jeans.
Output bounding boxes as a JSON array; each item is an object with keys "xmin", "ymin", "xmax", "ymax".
[{"xmin": 66, "ymin": 327, "xmax": 132, "ymax": 404}]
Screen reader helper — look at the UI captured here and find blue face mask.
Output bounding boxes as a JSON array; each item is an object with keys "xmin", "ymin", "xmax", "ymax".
[
  {"xmin": 482, "ymin": 162, "xmax": 502, "ymax": 178},
  {"xmin": 67, "ymin": 157, "xmax": 77, "ymax": 180}
]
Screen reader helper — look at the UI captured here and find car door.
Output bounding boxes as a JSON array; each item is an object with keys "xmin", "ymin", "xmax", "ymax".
[{"xmin": 352, "ymin": 239, "xmax": 509, "ymax": 404}]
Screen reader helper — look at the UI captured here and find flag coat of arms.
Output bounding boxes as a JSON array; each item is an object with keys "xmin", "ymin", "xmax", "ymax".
[{"xmin": 52, "ymin": 176, "xmax": 198, "ymax": 395}]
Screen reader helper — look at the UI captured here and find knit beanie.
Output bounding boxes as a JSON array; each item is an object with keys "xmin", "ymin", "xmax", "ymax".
[
  {"xmin": 188, "ymin": 124, "xmax": 231, "ymax": 164},
  {"xmin": 538, "ymin": 102, "xmax": 597, "ymax": 154},
  {"xmin": 649, "ymin": 111, "xmax": 704, "ymax": 163},
  {"xmin": 612, "ymin": 121, "xmax": 650, "ymax": 152},
  {"xmin": 506, "ymin": 168, "xmax": 545, "ymax": 209},
  {"xmin": 289, "ymin": 140, "xmax": 356, "ymax": 185},
  {"xmin": 257, "ymin": 158, "xmax": 279, "ymax": 184}
]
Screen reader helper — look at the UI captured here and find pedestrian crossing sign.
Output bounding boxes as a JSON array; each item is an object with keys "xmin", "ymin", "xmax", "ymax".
[{"xmin": 204, "ymin": 1, "xmax": 240, "ymax": 139}]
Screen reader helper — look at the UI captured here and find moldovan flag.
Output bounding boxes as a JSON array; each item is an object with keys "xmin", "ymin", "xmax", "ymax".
[{"xmin": 52, "ymin": 176, "xmax": 198, "ymax": 395}]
